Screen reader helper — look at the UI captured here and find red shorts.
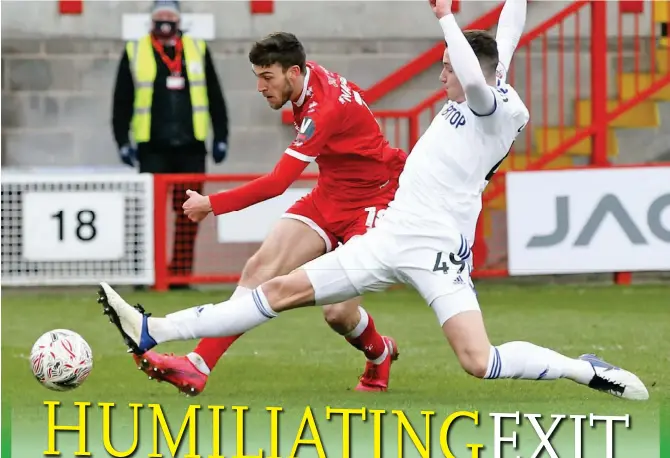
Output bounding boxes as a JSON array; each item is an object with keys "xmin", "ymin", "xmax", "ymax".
[{"xmin": 283, "ymin": 186, "xmax": 397, "ymax": 252}]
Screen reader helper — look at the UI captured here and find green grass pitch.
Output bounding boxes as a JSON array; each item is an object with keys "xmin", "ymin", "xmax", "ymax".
[{"xmin": 1, "ymin": 283, "xmax": 668, "ymax": 456}]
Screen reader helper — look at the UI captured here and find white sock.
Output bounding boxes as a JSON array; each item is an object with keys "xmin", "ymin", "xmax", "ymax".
[
  {"xmin": 370, "ymin": 345, "xmax": 389, "ymax": 365},
  {"xmin": 185, "ymin": 285, "xmax": 252, "ymax": 374},
  {"xmin": 345, "ymin": 306, "xmax": 369, "ymax": 339},
  {"xmin": 345, "ymin": 307, "xmax": 388, "ymax": 363},
  {"xmin": 485, "ymin": 341, "xmax": 594, "ymax": 385},
  {"xmin": 230, "ymin": 285, "xmax": 251, "ymax": 299},
  {"xmin": 148, "ymin": 287, "xmax": 277, "ymax": 344}
]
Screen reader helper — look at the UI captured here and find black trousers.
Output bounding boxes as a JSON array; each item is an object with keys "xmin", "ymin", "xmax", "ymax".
[{"xmin": 139, "ymin": 142, "xmax": 207, "ymax": 278}]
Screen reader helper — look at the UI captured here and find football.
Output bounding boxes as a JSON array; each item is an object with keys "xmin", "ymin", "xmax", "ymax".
[{"xmin": 30, "ymin": 329, "xmax": 93, "ymax": 391}]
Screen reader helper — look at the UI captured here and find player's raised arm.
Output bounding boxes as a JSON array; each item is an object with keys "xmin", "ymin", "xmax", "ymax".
[
  {"xmin": 496, "ymin": 0, "xmax": 527, "ymax": 82},
  {"xmin": 430, "ymin": 0, "xmax": 496, "ymax": 116}
]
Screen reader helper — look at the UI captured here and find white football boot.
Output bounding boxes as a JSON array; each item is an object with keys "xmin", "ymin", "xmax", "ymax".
[
  {"xmin": 579, "ymin": 354, "xmax": 649, "ymax": 401},
  {"xmin": 97, "ymin": 282, "xmax": 157, "ymax": 355}
]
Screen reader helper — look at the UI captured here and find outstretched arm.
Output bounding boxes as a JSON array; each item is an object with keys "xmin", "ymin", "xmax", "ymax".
[
  {"xmin": 496, "ymin": 0, "xmax": 527, "ymax": 81},
  {"xmin": 209, "ymin": 154, "xmax": 309, "ymax": 215},
  {"xmin": 181, "ymin": 154, "xmax": 309, "ymax": 221},
  {"xmin": 433, "ymin": 0, "xmax": 496, "ymax": 116}
]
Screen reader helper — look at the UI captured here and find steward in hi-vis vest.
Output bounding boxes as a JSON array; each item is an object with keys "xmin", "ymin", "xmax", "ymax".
[{"xmin": 112, "ymin": 0, "xmax": 229, "ymax": 288}]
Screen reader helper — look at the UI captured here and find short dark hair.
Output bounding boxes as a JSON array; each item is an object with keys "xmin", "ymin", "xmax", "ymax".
[
  {"xmin": 249, "ymin": 32, "xmax": 306, "ymax": 73},
  {"xmin": 446, "ymin": 30, "xmax": 499, "ymax": 78}
]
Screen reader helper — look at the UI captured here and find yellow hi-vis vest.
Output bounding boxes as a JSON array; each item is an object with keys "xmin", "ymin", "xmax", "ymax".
[{"xmin": 126, "ymin": 34, "xmax": 209, "ymax": 143}]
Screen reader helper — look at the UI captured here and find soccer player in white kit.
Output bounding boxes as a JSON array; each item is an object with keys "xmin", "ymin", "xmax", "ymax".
[{"xmin": 98, "ymin": 0, "xmax": 649, "ymax": 401}]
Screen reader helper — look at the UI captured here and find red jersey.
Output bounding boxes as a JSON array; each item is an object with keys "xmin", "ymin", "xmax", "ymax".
[
  {"xmin": 286, "ymin": 62, "xmax": 407, "ymax": 204},
  {"xmin": 209, "ymin": 61, "xmax": 407, "ymax": 216}
]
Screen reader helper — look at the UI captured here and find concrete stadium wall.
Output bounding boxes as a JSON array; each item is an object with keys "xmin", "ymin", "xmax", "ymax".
[{"xmin": 0, "ymin": 0, "xmax": 659, "ymax": 172}]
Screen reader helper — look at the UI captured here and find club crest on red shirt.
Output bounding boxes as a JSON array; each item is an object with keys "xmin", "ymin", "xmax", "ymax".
[{"xmin": 295, "ymin": 117, "xmax": 316, "ymax": 145}]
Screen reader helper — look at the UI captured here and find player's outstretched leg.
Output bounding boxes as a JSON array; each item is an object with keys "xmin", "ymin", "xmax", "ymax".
[
  {"xmin": 481, "ymin": 342, "xmax": 649, "ymax": 400},
  {"xmin": 98, "ymin": 278, "xmax": 286, "ymax": 395},
  {"xmin": 97, "ymin": 280, "xmax": 277, "ymax": 358},
  {"xmin": 323, "ymin": 300, "xmax": 399, "ymax": 392},
  {"xmin": 98, "ymin": 267, "xmax": 321, "ymax": 350},
  {"xmin": 433, "ymin": 290, "xmax": 649, "ymax": 401}
]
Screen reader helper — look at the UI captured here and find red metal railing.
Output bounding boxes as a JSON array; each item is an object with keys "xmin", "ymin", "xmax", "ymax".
[
  {"xmin": 375, "ymin": 0, "xmax": 593, "ymax": 158},
  {"xmin": 377, "ymin": 1, "xmax": 670, "ymax": 163}
]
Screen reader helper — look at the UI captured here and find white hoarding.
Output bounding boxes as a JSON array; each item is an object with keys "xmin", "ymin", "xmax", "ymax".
[
  {"xmin": 2, "ymin": 173, "xmax": 154, "ymax": 286},
  {"xmin": 217, "ymin": 188, "xmax": 312, "ymax": 243},
  {"xmin": 506, "ymin": 167, "xmax": 670, "ymax": 275}
]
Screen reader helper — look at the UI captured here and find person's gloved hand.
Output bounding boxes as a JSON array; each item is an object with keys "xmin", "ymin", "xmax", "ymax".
[
  {"xmin": 119, "ymin": 144, "xmax": 137, "ymax": 167},
  {"xmin": 212, "ymin": 140, "xmax": 227, "ymax": 164}
]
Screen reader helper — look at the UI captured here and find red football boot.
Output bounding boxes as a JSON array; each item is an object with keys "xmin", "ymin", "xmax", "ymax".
[
  {"xmin": 355, "ymin": 336, "xmax": 400, "ymax": 392},
  {"xmin": 132, "ymin": 351, "xmax": 208, "ymax": 396}
]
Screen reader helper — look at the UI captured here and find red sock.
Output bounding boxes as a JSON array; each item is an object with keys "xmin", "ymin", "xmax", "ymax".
[
  {"xmin": 345, "ymin": 308, "xmax": 387, "ymax": 362},
  {"xmin": 193, "ymin": 335, "xmax": 243, "ymax": 371}
]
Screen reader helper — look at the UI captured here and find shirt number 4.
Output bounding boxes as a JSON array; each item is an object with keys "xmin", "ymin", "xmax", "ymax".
[{"xmin": 432, "ymin": 251, "xmax": 467, "ymax": 275}]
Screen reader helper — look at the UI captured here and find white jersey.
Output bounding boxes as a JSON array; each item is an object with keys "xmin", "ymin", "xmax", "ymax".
[
  {"xmin": 380, "ymin": 73, "xmax": 530, "ymax": 246},
  {"xmin": 303, "ymin": 4, "xmax": 532, "ymax": 314}
]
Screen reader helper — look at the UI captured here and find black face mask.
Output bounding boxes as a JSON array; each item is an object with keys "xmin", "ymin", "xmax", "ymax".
[{"xmin": 154, "ymin": 20, "xmax": 178, "ymax": 38}]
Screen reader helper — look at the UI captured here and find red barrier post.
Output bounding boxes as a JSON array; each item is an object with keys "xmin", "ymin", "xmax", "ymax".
[
  {"xmin": 590, "ymin": 0, "xmax": 609, "ymax": 166},
  {"xmin": 153, "ymin": 175, "xmax": 169, "ymax": 291}
]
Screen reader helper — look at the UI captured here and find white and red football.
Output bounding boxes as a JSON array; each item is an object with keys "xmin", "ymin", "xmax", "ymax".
[{"xmin": 30, "ymin": 329, "xmax": 93, "ymax": 391}]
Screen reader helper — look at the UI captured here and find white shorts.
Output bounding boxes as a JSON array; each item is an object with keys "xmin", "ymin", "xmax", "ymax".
[{"xmin": 300, "ymin": 226, "xmax": 481, "ymax": 324}]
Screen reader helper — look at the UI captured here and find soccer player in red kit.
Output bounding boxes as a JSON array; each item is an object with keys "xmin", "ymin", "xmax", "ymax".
[{"xmin": 133, "ymin": 32, "xmax": 407, "ymax": 395}]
